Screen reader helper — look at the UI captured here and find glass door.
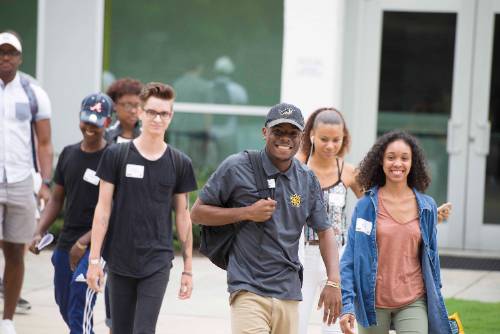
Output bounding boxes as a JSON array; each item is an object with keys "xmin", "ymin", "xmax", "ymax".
[
  {"xmin": 465, "ymin": 0, "xmax": 500, "ymax": 251},
  {"xmin": 377, "ymin": 11, "xmax": 456, "ymax": 207},
  {"xmin": 358, "ymin": 0, "xmax": 475, "ymax": 249}
]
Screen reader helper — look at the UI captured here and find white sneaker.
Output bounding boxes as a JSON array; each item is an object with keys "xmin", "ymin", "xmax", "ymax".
[{"xmin": 0, "ymin": 319, "xmax": 16, "ymax": 334}]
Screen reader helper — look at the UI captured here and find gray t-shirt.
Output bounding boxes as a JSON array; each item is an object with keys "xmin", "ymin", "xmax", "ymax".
[{"xmin": 199, "ymin": 150, "xmax": 330, "ymax": 300}]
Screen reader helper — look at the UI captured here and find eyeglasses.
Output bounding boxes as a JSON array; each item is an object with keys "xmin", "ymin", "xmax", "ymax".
[
  {"xmin": 0, "ymin": 49, "xmax": 21, "ymax": 57},
  {"xmin": 144, "ymin": 109, "xmax": 172, "ymax": 120},
  {"xmin": 117, "ymin": 102, "xmax": 140, "ymax": 112}
]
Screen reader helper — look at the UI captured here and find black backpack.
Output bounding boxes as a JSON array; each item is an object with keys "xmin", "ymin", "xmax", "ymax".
[{"xmin": 199, "ymin": 150, "xmax": 272, "ymax": 270}]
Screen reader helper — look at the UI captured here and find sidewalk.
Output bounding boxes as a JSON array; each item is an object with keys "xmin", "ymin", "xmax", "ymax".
[{"xmin": 6, "ymin": 251, "xmax": 500, "ymax": 333}]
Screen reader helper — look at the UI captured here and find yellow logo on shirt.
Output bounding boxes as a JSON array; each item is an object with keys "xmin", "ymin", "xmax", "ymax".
[{"xmin": 290, "ymin": 194, "xmax": 301, "ymax": 207}]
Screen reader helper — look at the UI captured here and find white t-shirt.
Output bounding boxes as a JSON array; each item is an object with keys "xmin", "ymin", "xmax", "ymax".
[{"xmin": 0, "ymin": 73, "xmax": 52, "ymax": 183}]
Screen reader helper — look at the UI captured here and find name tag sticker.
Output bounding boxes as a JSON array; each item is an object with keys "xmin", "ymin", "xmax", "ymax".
[
  {"xmin": 355, "ymin": 218, "xmax": 373, "ymax": 235},
  {"xmin": 329, "ymin": 192, "xmax": 345, "ymax": 207},
  {"xmin": 125, "ymin": 164, "xmax": 144, "ymax": 179},
  {"xmin": 83, "ymin": 168, "xmax": 100, "ymax": 186}
]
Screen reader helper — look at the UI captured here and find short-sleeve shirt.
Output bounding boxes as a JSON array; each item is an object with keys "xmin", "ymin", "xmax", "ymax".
[
  {"xmin": 53, "ymin": 142, "xmax": 107, "ymax": 251},
  {"xmin": 96, "ymin": 142, "xmax": 197, "ymax": 278},
  {"xmin": 199, "ymin": 149, "xmax": 329, "ymax": 301},
  {"xmin": 0, "ymin": 73, "xmax": 52, "ymax": 183}
]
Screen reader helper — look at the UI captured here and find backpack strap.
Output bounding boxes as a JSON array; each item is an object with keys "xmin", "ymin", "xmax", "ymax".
[
  {"xmin": 19, "ymin": 74, "xmax": 38, "ymax": 119},
  {"xmin": 245, "ymin": 150, "xmax": 272, "ymax": 199},
  {"xmin": 169, "ymin": 145, "xmax": 184, "ymax": 182},
  {"xmin": 245, "ymin": 149, "xmax": 274, "ymax": 252},
  {"xmin": 19, "ymin": 74, "xmax": 39, "ymax": 172},
  {"xmin": 117, "ymin": 142, "xmax": 131, "ymax": 184}
]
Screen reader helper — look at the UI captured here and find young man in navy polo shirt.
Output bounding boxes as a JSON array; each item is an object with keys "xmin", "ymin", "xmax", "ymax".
[
  {"xmin": 87, "ymin": 82, "xmax": 197, "ymax": 334},
  {"xmin": 191, "ymin": 103, "xmax": 342, "ymax": 334},
  {"xmin": 29, "ymin": 92, "xmax": 113, "ymax": 333}
]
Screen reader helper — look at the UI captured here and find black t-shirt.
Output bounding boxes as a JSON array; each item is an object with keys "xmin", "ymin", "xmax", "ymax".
[
  {"xmin": 96, "ymin": 142, "xmax": 197, "ymax": 278},
  {"xmin": 54, "ymin": 142, "xmax": 108, "ymax": 251}
]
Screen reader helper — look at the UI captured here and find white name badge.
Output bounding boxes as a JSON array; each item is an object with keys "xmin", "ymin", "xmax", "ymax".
[
  {"xmin": 83, "ymin": 168, "xmax": 100, "ymax": 186},
  {"xmin": 125, "ymin": 164, "xmax": 144, "ymax": 179},
  {"xmin": 355, "ymin": 218, "xmax": 373, "ymax": 235},
  {"xmin": 329, "ymin": 192, "xmax": 345, "ymax": 207}
]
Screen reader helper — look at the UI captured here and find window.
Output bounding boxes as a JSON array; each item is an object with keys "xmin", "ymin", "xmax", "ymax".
[
  {"xmin": 104, "ymin": 0, "xmax": 283, "ymax": 106},
  {"xmin": 0, "ymin": 0, "xmax": 38, "ymax": 76}
]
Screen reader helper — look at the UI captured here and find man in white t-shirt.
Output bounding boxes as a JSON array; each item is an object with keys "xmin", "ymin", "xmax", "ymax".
[{"xmin": 0, "ymin": 30, "xmax": 53, "ymax": 334}]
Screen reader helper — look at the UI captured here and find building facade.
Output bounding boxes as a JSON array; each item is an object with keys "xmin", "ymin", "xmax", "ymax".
[{"xmin": 1, "ymin": 0, "xmax": 498, "ymax": 252}]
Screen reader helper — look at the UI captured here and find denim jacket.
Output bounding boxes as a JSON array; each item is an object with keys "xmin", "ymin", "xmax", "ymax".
[{"xmin": 340, "ymin": 186, "xmax": 452, "ymax": 334}]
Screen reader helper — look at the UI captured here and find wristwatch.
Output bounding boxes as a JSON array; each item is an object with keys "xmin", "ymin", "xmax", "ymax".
[
  {"xmin": 42, "ymin": 178, "xmax": 52, "ymax": 187},
  {"xmin": 89, "ymin": 258, "xmax": 101, "ymax": 266}
]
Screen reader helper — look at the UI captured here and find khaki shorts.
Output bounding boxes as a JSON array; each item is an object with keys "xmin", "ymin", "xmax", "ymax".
[
  {"xmin": 231, "ymin": 290, "xmax": 299, "ymax": 334},
  {"xmin": 0, "ymin": 176, "xmax": 36, "ymax": 244}
]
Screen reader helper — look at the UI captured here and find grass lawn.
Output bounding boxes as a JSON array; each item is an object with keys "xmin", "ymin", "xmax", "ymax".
[{"xmin": 445, "ymin": 298, "xmax": 500, "ymax": 333}]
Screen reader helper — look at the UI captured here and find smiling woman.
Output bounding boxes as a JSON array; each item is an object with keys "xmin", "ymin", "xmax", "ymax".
[
  {"xmin": 340, "ymin": 130, "xmax": 453, "ymax": 334},
  {"xmin": 357, "ymin": 130, "xmax": 431, "ymax": 192}
]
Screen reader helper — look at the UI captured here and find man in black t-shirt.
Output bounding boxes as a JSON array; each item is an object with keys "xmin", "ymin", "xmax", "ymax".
[
  {"xmin": 103, "ymin": 77, "xmax": 143, "ymax": 333},
  {"xmin": 29, "ymin": 92, "xmax": 113, "ymax": 333},
  {"xmin": 87, "ymin": 82, "xmax": 197, "ymax": 334}
]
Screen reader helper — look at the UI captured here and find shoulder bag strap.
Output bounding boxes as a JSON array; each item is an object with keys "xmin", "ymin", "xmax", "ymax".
[{"xmin": 20, "ymin": 75, "xmax": 39, "ymax": 172}]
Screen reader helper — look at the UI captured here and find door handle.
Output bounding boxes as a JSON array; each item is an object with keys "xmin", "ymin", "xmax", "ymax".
[
  {"xmin": 447, "ymin": 120, "xmax": 462, "ymax": 155},
  {"xmin": 472, "ymin": 121, "xmax": 491, "ymax": 156}
]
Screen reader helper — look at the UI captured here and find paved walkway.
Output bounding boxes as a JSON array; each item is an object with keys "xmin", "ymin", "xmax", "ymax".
[{"xmin": 4, "ymin": 251, "xmax": 500, "ymax": 333}]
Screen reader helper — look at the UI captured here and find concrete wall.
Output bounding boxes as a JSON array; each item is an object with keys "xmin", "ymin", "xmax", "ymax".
[
  {"xmin": 281, "ymin": 0, "xmax": 346, "ymax": 119},
  {"xmin": 37, "ymin": 0, "xmax": 104, "ymax": 154}
]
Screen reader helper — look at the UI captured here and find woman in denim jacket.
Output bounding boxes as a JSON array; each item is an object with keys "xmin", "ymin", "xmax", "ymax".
[{"xmin": 339, "ymin": 131, "xmax": 452, "ymax": 334}]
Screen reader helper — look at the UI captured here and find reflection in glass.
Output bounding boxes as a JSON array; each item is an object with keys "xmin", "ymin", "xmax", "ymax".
[
  {"xmin": 167, "ymin": 112, "xmax": 263, "ymax": 175},
  {"xmin": 484, "ymin": 15, "xmax": 500, "ymax": 224},
  {"xmin": 377, "ymin": 12, "xmax": 456, "ymax": 205},
  {"xmin": 173, "ymin": 63, "xmax": 212, "ymax": 104},
  {"xmin": 211, "ymin": 56, "xmax": 249, "ymax": 105},
  {"xmin": 105, "ymin": 0, "xmax": 283, "ymax": 106}
]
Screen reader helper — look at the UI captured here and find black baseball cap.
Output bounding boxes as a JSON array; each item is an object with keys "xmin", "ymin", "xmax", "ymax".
[
  {"xmin": 265, "ymin": 103, "xmax": 304, "ymax": 131},
  {"xmin": 80, "ymin": 93, "xmax": 113, "ymax": 128}
]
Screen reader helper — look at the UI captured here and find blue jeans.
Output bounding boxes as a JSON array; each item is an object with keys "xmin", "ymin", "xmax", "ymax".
[{"xmin": 51, "ymin": 248, "xmax": 97, "ymax": 334}]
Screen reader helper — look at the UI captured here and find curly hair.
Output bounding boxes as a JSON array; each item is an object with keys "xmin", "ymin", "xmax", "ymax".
[
  {"xmin": 106, "ymin": 77, "xmax": 143, "ymax": 103},
  {"xmin": 299, "ymin": 107, "xmax": 351, "ymax": 160},
  {"xmin": 356, "ymin": 130, "xmax": 431, "ymax": 192}
]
